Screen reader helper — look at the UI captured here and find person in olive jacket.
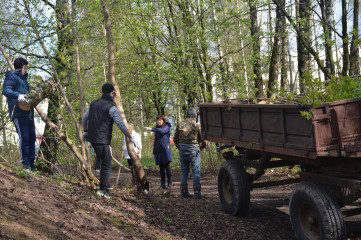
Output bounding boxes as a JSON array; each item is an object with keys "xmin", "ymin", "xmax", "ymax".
[
  {"xmin": 2, "ymin": 57, "xmax": 36, "ymax": 171},
  {"xmin": 146, "ymin": 115, "xmax": 173, "ymax": 189}
]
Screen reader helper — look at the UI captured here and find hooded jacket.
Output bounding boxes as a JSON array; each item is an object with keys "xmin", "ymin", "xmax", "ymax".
[
  {"xmin": 152, "ymin": 122, "xmax": 172, "ymax": 165},
  {"xmin": 2, "ymin": 70, "xmax": 34, "ymax": 120}
]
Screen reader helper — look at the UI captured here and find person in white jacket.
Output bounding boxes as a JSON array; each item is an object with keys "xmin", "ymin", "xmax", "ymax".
[{"xmin": 122, "ymin": 124, "xmax": 142, "ymax": 185}]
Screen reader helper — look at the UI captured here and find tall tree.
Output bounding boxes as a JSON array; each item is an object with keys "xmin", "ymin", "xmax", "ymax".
[
  {"xmin": 320, "ymin": 0, "xmax": 335, "ymax": 80},
  {"xmin": 297, "ymin": 0, "xmax": 312, "ymax": 93},
  {"xmin": 280, "ymin": 32, "xmax": 289, "ymax": 89},
  {"xmin": 38, "ymin": 0, "xmax": 74, "ymax": 173},
  {"xmin": 268, "ymin": 0, "xmax": 286, "ymax": 97},
  {"xmin": 248, "ymin": 0, "xmax": 263, "ymax": 97},
  {"xmin": 350, "ymin": 0, "xmax": 360, "ymax": 76},
  {"xmin": 341, "ymin": 0, "xmax": 350, "ymax": 76}
]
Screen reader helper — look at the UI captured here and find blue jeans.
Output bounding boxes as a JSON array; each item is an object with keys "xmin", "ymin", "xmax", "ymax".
[
  {"xmin": 179, "ymin": 145, "xmax": 201, "ymax": 187},
  {"xmin": 13, "ymin": 117, "xmax": 36, "ymax": 169}
]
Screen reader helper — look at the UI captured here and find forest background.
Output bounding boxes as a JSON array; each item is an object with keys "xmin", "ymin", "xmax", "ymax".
[{"xmin": 0, "ymin": 0, "xmax": 360, "ymax": 183}]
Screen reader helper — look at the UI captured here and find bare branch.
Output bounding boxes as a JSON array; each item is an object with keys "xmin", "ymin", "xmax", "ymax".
[
  {"xmin": 40, "ymin": 0, "xmax": 55, "ymax": 9},
  {"xmin": 209, "ymin": 43, "xmax": 252, "ymax": 70},
  {"xmin": 1, "ymin": 43, "xmax": 48, "ymax": 59},
  {"xmin": 0, "ymin": 42, "xmax": 15, "ymax": 70}
]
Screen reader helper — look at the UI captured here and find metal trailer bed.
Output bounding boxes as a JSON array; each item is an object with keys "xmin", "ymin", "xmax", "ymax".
[{"xmin": 199, "ymin": 98, "xmax": 361, "ymax": 240}]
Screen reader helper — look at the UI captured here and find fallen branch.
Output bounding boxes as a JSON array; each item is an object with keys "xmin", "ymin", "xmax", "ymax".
[{"xmin": 0, "ymin": 154, "xmax": 9, "ymax": 163}]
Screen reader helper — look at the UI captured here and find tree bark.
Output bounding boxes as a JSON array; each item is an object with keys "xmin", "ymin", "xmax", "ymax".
[
  {"xmin": 248, "ymin": 0, "xmax": 263, "ymax": 98},
  {"xmin": 350, "ymin": 0, "xmax": 360, "ymax": 76},
  {"xmin": 199, "ymin": 1, "xmax": 213, "ymax": 102},
  {"xmin": 73, "ymin": 0, "xmax": 87, "ymax": 163},
  {"xmin": 341, "ymin": 0, "xmax": 349, "ymax": 76},
  {"xmin": 319, "ymin": 0, "xmax": 335, "ymax": 81},
  {"xmin": 268, "ymin": 0, "xmax": 286, "ymax": 97},
  {"xmin": 297, "ymin": 0, "xmax": 312, "ymax": 93},
  {"xmin": 38, "ymin": 0, "xmax": 74, "ymax": 173},
  {"xmin": 280, "ymin": 32, "xmax": 289, "ymax": 89}
]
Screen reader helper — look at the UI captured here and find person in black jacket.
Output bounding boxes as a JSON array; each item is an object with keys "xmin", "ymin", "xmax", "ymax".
[{"xmin": 82, "ymin": 83, "xmax": 136, "ymax": 198}]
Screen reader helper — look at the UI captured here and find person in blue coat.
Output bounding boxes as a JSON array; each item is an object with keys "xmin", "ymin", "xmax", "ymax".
[
  {"xmin": 2, "ymin": 58, "xmax": 36, "ymax": 171},
  {"xmin": 146, "ymin": 115, "xmax": 173, "ymax": 189}
]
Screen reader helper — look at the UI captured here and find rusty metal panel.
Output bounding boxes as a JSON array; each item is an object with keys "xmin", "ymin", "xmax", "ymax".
[
  {"xmin": 313, "ymin": 98, "xmax": 361, "ymax": 157},
  {"xmin": 199, "ymin": 102, "xmax": 315, "ymax": 159},
  {"xmin": 199, "ymin": 98, "xmax": 361, "ymax": 160}
]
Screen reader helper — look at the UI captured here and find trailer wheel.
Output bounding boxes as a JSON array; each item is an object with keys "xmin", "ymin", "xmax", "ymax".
[
  {"xmin": 290, "ymin": 182, "xmax": 345, "ymax": 240},
  {"xmin": 218, "ymin": 160, "xmax": 250, "ymax": 216}
]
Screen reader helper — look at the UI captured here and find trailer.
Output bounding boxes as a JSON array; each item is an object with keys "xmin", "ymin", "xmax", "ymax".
[{"xmin": 199, "ymin": 98, "xmax": 361, "ymax": 240}]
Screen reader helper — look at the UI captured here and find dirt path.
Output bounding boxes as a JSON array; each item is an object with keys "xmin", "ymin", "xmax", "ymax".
[
  {"xmin": 0, "ymin": 163, "xmax": 360, "ymax": 239},
  {"xmin": 110, "ymin": 168, "xmax": 361, "ymax": 239}
]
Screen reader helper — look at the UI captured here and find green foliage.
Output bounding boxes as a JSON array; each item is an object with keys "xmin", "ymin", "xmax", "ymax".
[
  {"xmin": 293, "ymin": 75, "xmax": 361, "ymax": 106},
  {"xmin": 163, "ymin": 217, "xmax": 172, "ymax": 223},
  {"xmin": 325, "ymin": 76, "xmax": 361, "ymax": 101},
  {"xmin": 300, "ymin": 110, "xmax": 313, "ymax": 120},
  {"xmin": 13, "ymin": 168, "xmax": 30, "ymax": 178}
]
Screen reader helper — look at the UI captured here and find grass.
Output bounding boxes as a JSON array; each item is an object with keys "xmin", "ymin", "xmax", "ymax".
[
  {"xmin": 1, "ymin": 135, "xmax": 226, "ymax": 183},
  {"xmin": 113, "ymin": 142, "xmax": 225, "ymax": 173},
  {"xmin": 116, "ymin": 145, "xmax": 182, "ymax": 170}
]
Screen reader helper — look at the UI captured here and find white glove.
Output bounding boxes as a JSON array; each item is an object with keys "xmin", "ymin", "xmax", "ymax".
[
  {"xmin": 18, "ymin": 94, "xmax": 28, "ymax": 104},
  {"xmin": 129, "ymin": 138, "xmax": 137, "ymax": 148},
  {"xmin": 145, "ymin": 127, "xmax": 152, "ymax": 131}
]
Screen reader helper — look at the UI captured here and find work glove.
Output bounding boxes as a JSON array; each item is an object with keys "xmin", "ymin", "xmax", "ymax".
[
  {"xmin": 129, "ymin": 138, "xmax": 137, "ymax": 148},
  {"xmin": 82, "ymin": 132, "xmax": 88, "ymax": 142},
  {"xmin": 18, "ymin": 94, "xmax": 28, "ymax": 104}
]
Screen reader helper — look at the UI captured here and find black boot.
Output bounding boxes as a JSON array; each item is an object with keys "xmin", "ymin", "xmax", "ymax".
[
  {"xmin": 180, "ymin": 185, "xmax": 193, "ymax": 198},
  {"xmin": 193, "ymin": 185, "xmax": 205, "ymax": 199},
  {"xmin": 158, "ymin": 184, "xmax": 166, "ymax": 189}
]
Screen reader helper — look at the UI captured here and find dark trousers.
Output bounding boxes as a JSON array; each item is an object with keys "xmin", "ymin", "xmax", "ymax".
[
  {"xmin": 95, "ymin": 154, "xmax": 102, "ymax": 170},
  {"xmin": 13, "ymin": 117, "xmax": 36, "ymax": 169},
  {"xmin": 91, "ymin": 143, "xmax": 112, "ymax": 190},
  {"xmin": 159, "ymin": 162, "xmax": 172, "ymax": 185}
]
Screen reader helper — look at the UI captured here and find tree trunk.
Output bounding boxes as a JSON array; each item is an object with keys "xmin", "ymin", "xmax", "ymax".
[
  {"xmin": 341, "ymin": 0, "xmax": 349, "ymax": 76},
  {"xmin": 280, "ymin": 32, "xmax": 289, "ymax": 89},
  {"xmin": 212, "ymin": 8, "xmax": 227, "ymax": 100},
  {"xmin": 297, "ymin": 0, "xmax": 312, "ymax": 93},
  {"xmin": 100, "ymin": 0, "xmax": 149, "ymax": 191},
  {"xmin": 39, "ymin": 0, "xmax": 74, "ymax": 173},
  {"xmin": 313, "ymin": 14, "xmax": 322, "ymax": 81},
  {"xmin": 199, "ymin": 1, "xmax": 213, "ymax": 102},
  {"xmin": 0, "ymin": 42, "xmax": 10, "ymax": 147},
  {"xmin": 350, "ymin": 0, "xmax": 360, "ymax": 76},
  {"xmin": 268, "ymin": 0, "xmax": 285, "ymax": 97},
  {"xmin": 248, "ymin": 0, "xmax": 263, "ymax": 98},
  {"xmin": 320, "ymin": 0, "xmax": 335, "ymax": 81}
]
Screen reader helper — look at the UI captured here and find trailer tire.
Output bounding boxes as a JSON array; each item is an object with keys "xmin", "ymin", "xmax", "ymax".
[
  {"xmin": 290, "ymin": 182, "xmax": 345, "ymax": 240},
  {"xmin": 218, "ymin": 160, "xmax": 250, "ymax": 216}
]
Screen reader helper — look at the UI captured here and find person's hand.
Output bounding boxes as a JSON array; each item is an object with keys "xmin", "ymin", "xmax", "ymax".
[
  {"xmin": 82, "ymin": 132, "xmax": 88, "ymax": 142},
  {"xmin": 130, "ymin": 138, "xmax": 137, "ymax": 148},
  {"xmin": 18, "ymin": 94, "xmax": 28, "ymax": 104},
  {"xmin": 144, "ymin": 127, "xmax": 152, "ymax": 131}
]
